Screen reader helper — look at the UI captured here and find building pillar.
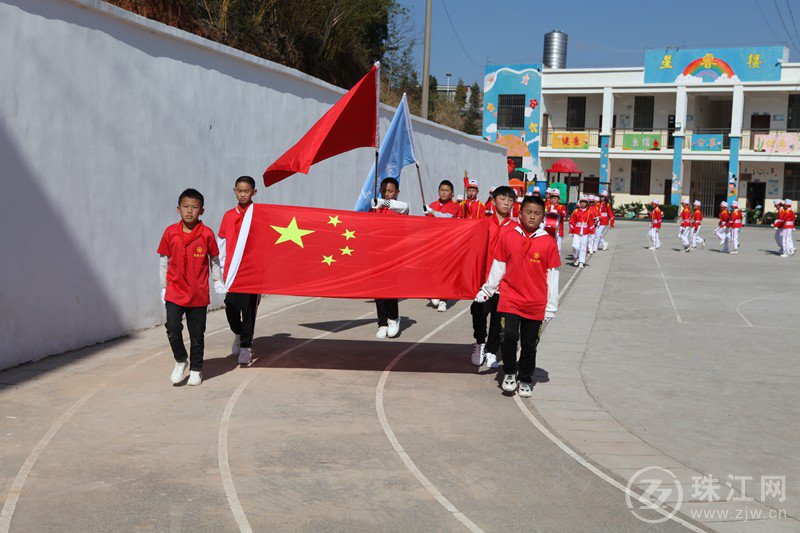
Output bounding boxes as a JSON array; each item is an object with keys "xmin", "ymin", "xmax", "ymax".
[
  {"xmin": 728, "ymin": 85, "xmax": 744, "ymax": 205},
  {"xmin": 599, "ymin": 87, "xmax": 613, "ymax": 193},
  {"xmin": 671, "ymin": 86, "xmax": 688, "ymax": 205}
]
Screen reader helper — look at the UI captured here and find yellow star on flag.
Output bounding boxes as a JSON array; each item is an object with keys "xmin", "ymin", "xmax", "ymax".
[
  {"xmin": 321, "ymin": 255, "xmax": 336, "ymax": 266},
  {"xmin": 342, "ymin": 229, "xmax": 356, "ymax": 240},
  {"xmin": 340, "ymin": 246, "xmax": 354, "ymax": 256},
  {"xmin": 271, "ymin": 217, "xmax": 315, "ymax": 248},
  {"xmin": 327, "ymin": 215, "xmax": 342, "ymax": 228}
]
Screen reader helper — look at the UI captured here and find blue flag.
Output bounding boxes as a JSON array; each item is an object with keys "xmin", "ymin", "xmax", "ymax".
[{"xmin": 354, "ymin": 94, "xmax": 418, "ymax": 211}]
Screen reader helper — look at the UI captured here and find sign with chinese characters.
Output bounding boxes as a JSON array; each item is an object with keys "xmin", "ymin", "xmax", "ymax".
[
  {"xmin": 550, "ymin": 132, "xmax": 590, "ymax": 149},
  {"xmin": 622, "ymin": 133, "xmax": 661, "ymax": 151},
  {"xmin": 753, "ymin": 132, "xmax": 800, "ymax": 154},
  {"xmin": 691, "ymin": 133, "xmax": 724, "ymax": 151},
  {"xmin": 644, "ymin": 46, "xmax": 786, "ymax": 83}
]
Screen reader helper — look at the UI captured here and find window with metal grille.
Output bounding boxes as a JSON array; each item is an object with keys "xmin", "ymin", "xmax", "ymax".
[
  {"xmin": 634, "ymin": 96, "xmax": 655, "ymax": 131},
  {"xmin": 583, "ymin": 176, "xmax": 599, "ymax": 195},
  {"xmin": 630, "ymin": 160, "xmax": 651, "ymax": 195},
  {"xmin": 508, "ymin": 156, "xmax": 524, "ymax": 180},
  {"xmin": 788, "ymin": 95, "xmax": 800, "ymax": 131},
  {"xmin": 497, "ymin": 94, "xmax": 525, "ymax": 129},
  {"xmin": 785, "ymin": 162, "xmax": 800, "ymax": 200},
  {"xmin": 567, "ymin": 97, "xmax": 586, "ymax": 130}
]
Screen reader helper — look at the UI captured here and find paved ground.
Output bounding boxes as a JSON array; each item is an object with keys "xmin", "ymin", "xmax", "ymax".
[{"xmin": 0, "ymin": 220, "xmax": 798, "ymax": 532}]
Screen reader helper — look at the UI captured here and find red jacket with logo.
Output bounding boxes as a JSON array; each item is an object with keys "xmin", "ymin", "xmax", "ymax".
[
  {"xmin": 650, "ymin": 207, "xmax": 663, "ymax": 229},
  {"xmin": 691, "ymin": 208, "xmax": 703, "ymax": 229},
  {"xmin": 569, "ymin": 207, "xmax": 595, "ymax": 235},
  {"xmin": 718, "ymin": 208, "xmax": 730, "ymax": 228},
  {"xmin": 679, "ymin": 206, "xmax": 692, "ymax": 227},
  {"xmin": 781, "ymin": 208, "xmax": 796, "ymax": 229},
  {"xmin": 730, "ymin": 208, "xmax": 743, "ymax": 229}
]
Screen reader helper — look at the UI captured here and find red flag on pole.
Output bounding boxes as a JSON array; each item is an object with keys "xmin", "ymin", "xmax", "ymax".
[
  {"xmin": 225, "ymin": 204, "xmax": 488, "ymax": 299},
  {"xmin": 263, "ymin": 64, "xmax": 380, "ymax": 187}
]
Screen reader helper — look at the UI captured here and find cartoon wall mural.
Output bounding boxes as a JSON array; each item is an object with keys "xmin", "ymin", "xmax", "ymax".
[
  {"xmin": 644, "ymin": 46, "xmax": 786, "ymax": 84},
  {"xmin": 483, "ymin": 64, "xmax": 542, "ymax": 178}
]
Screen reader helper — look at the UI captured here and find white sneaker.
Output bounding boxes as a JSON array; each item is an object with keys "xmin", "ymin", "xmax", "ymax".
[
  {"xmin": 430, "ymin": 299, "xmax": 440, "ymax": 306},
  {"xmin": 437, "ymin": 301, "xmax": 447, "ymax": 312},
  {"xmin": 231, "ymin": 334, "xmax": 241, "ymax": 356},
  {"xmin": 573, "ymin": 260, "xmax": 579, "ymax": 267},
  {"xmin": 387, "ymin": 319, "xmax": 400, "ymax": 338},
  {"xmin": 170, "ymin": 361, "xmax": 187, "ymax": 384},
  {"xmin": 518, "ymin": 381, "xmax": 532, "ymax": 398},
  {"xmin": 238, "ymin": 347, "xmax": 252, "ymax": 365},
  {"xmin": 187, "ymin": 370, "xmax": 202, "ymax": 386},
  {"xmin": 602, "ymin": 242, "xmax": 608, "ymax": 251},
  {"xmin": 579, "ymin": 262, "xmax": 585, "ymax": 268},
  {"xmin": 502, "ymin": 373, "xmax": 518, "ymax": 392},
  {"xmin": 485, "ymin": 352, "xmax": 499, "ymax": 368},
  {"xmin": 781, "ymin": 253, "xmax": 789, "ymax": 258},
  {"xmin": 792, "ymin": 249, "xmax": 797, "ymax": 256},
  {"xmin": 471, "ymin": 343, "xmax": 485, "ymax": 366},
  {"xmin": 376, "ymin": 326, "xmax": 388, "ymax": 339},
  {"xmin": 648, "ymin": 246, "xmax": 656, "ymax": 250}
]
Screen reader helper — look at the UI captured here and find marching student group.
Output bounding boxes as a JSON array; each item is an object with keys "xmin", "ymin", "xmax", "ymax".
[{"xmin": 156, "ymin": 175, "xmax": 795, "ymax": 396}]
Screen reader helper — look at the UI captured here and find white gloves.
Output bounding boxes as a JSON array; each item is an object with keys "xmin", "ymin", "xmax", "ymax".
[
  {"xmin": 422, "ymin": 204, "xmax": 430, "ymax": 214},
  {"xmin": 474, "ymin": 288, "xmax": 490, "ymax": 303},
  {"xmin": 160, "ymin": 288, "xmax": 166, "ymax": 304},
  {"xmin": 544, "ymin": 311, "xmax": 555, "ymax": 323},
  {"xmin": 213, "ymin": 280, "xmax": 227, "ymax": 295}
]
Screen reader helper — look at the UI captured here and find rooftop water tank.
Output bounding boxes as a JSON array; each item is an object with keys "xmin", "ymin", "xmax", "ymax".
[{"xmin": 543, "ymin": 30, "xmax": 568, "ymax": 69}]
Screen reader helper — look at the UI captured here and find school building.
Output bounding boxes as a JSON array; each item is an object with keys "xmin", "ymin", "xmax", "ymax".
[{"xmin": 482, "ymin": 44, "xmax": 800, "ymax": 215}]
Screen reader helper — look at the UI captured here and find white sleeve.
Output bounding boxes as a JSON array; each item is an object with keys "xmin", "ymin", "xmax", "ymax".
[
  {"xmin": 479, "ymin": 259, "xmax": 506, "ymax": 298},
  {"xmin": 545, "ymin": 267, "xmax": 559, "ymax": 315},
  {"xmin": 210, "ymin": 255, "xmax": 222, "ymax": 284},
  {"xmin": 217, "ymin": 237, "xmax": 227, "ymax": 274},
  {"xmin": 432, "ymin": 210, "xmax": 454, "ymax": 218},
  {"xmin": 387, "ymin": 199, "xmax": 410, "ymax": 214},
  {"xmin": 159, "ymin": 255, "xmax": 169, "ymax": 289}
]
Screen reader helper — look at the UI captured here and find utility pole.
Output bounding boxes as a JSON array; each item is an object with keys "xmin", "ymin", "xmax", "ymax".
[{"xmin": 420, "ymin": 0, "xmax": 432, "ymax": 120}]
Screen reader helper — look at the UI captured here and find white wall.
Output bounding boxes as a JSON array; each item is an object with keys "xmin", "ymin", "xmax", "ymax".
[
  {"xmin": 743, "ymin": 93, "xmax": 788, "ymax": 130},
  {"xmin": 0, "ymin": 0, "xmax": 506, "ymax": 369},
  {"xmin": 542, "ymin": 94, "xmax": 603, "ymax": 129}
]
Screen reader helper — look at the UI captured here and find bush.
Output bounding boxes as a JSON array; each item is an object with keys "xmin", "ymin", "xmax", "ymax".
[
  {"xmin": 627, "ymin": 202, "xmax": 645, "ymax": 217},
  {"xmin": 661, "ymin": 204, "xmax": 679, "ymax": 220},
  {"xmin": 762, "ymin": 211, "xmax": 778, "ymax": 226},
  {"xmin": 746, "ymin": 208, "xmax": 761, "ymax": 225}
]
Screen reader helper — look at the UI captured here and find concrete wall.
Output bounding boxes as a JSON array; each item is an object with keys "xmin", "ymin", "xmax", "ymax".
[{"xmin": 0, "ymin": 0, "xmax": 506, "ymax": 369}]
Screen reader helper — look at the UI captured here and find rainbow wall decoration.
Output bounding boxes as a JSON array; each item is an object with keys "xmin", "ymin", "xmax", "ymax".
[{"xmin": 644, "ymin": 46, "xmax": 786, "ymax": 83}]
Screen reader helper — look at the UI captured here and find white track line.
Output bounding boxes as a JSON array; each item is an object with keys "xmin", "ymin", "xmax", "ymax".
[
  {"xmin": 217, "ymin": 310, "xmax": 374, "ymax": 533},
  {"xmin": 0, "ymin": 297, "xmax": 318, "ymax": 533},
  {"xmin": 734, "ymin": 291, "xmax": 800, "ymax": 328},
  {"xmin": 651, "ymin": 251, "xmax": 682, "ymax": 323},
  {"xmin": 376, "ymin": 305, "xmax": 483, "ymax": 533}
]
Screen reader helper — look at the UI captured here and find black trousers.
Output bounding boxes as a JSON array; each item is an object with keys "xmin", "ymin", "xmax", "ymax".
[
  {"xmin": 165, "ymin": 301, "xmax": 207, "ymax": 371},
  {"xmin": 224, "ymin": 292, "xmax": 260, "ymax": 348},
  {"xmin": 375, "ymin": 299, "xmax": 399, "ymax": 327},
  {"xmin": 470, "ymin": 293, "xmax": 501, "ymax": 354},
  {"xmin": 500, "ymin": 312, "xmax": 542, "ymax": 383}
]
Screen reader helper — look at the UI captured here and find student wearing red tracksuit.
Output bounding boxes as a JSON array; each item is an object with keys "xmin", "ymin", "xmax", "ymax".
[
  {"xmin": 474, "ymin": 195, "xmax": 560, "ymax": 397},
  {"xmin": 678, "ymin": 199, "xmax": 692, "ymax": 252},
  {"xmin": 595, "ymin": 191, "xmax": 615, "ymax": 251},
  {"xmin": 691, "ymin": 200, "xmax": 705, "ymax": 249},
  {"xmin": 648, "ymin": 200, "xmax": 663, "ymax": 250},
  {"xmin": 729, "ymin": 201, "xmax": 743, "ymax": 254},
  {"xmin": 570, "ymin": 195, "xmax": 594, "ymax": 267},
  {"xmin": 780, "ymin": 199, "xmax": 796, "ymax": 258},
  {"xmin": 715, "ymin": 201, "xmax": 731, "ymax": 252},
  {"xmin": 424, "ymin": 179, "xmax": 461, "ymax": 311},
  {"xmin": 470, "ymin": 185, "xmax": 518, "ymax": 369},
  {"xmin": 546, "ymin": 189, "xmax": 568, "ymax": 253},
  {"xmin": 462, "ymin": 179, "xmax": 486, "ymax": 219},
  {"xmin": 773, "ymin": 200, "xmax": 785, "ymax": 254},
  {"xmin": 587, "ymin": 196, "xmax": 600, "ymax": 254},
  {"xmin": 371, "ymin": 177, "xmax": 410, "ymax": 338}
]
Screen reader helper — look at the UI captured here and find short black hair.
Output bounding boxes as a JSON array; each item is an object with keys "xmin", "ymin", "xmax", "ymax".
[
  {"xmin": 492, "ymin": 185, "xmax": 517, "ymax": 199},
  {"xmin": 438, "ymin": 180, "xmax": 454, "ymax": 191},
  {"xmin": 521, "ymin": 195, "xmax": 545, "ymax": 209},
  {"xmin": 380, "ymin": 177, "xmax": 399, "ymax": 190},
  {"xmin": 235, "ymin": 175, "xmax": 256, "ymax": 189},
  {"xmin": 178, "ymin": 188, "xmax": 204, "ymax": 207}
]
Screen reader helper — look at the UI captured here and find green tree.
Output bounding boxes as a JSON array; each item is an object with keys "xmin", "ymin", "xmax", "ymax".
[
  {"xmin": 454, "ymin": 79, "xmax": 467, "ymax": 109},
  {"xmin": 462, "ymin": 82, "xmax": 482, "ymax": 135}
]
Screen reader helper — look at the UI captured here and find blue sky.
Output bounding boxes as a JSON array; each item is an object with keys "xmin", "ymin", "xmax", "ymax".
[{"xmin": 397, "ymin": 0, "xmax": 800, "ymax": 86}]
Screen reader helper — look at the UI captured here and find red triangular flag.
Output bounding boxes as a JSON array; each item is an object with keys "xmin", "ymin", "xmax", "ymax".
[{"xmin": 263, "ymin": 64, "xmax": 379, "ymax": 186}]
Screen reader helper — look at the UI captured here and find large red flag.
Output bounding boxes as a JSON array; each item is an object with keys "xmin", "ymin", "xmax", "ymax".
[
  {"xmin": 226, "ymin": 204, "xmax": 488, "ymax": 299},
  {"xmin": 263, "ymin": 64, "xmax": 379, "ymax": 186}
]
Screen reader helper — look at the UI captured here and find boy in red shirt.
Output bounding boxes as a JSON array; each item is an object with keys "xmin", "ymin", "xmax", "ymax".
[
  {"xmin": 470, "ymin": 186, "xmax": 518, "ymax": 368},
  {"xmin": 773, "ymin": 200, "xmax": 785, "ymax": 254},
  {"xmin": 371, "ymin": 177, "xmax": 409, "ymax": 338},
  {"xmin": 596, "ymin": 191, "xmax": 615, "ymax": 251},
  {"xmin": 569, "ymin": 195, "xmax": 594, "ymax": 267},
  {"xmin": 678, "ymin": 199, "xmax": 692, "ymax": 252},
  {"xmin": 158, "ymin": 189, "xmax": 224, "ymax": 386},
  {"xmin": 780, "ymin": 199, "xmax": 796, "ymax": 257},
  {"xmin": 648, "ymin": 200, "xmax": 663, "ymax": 250},
  {"xmin": 474, "ymin": 196, "xmax": 560, "ymax": 397},
  {"xmin": 425, "ymin": 180, "xmax": 461, "ymax": 311},
  {"xmin": 729, "ymin": 201, "xmax": 743, "ymax": 254},
  {"xmin": 691, "ymin": 200, "xmax": 705, "ymax": 249},
  {"xmin": 715, "ymin": 201, "xmax": 731, "ymax": 252},
  {"xmin": 462, "ymin": 179, "xmax": 485, "ymax": 219}
]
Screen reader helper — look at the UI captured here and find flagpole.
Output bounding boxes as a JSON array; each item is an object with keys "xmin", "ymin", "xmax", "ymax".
[
  {"xmin": 416, "ymin": 163, "xmax": 426, "ymax": 208},
  {"xmin": 373, "ymin": 61, "xmax": 381, "ymax": 203}
]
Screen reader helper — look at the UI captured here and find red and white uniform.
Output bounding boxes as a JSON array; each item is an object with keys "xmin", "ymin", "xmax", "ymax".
[
  {"xmin": 780, "ymin": 206, "xmax": 796, "ymax": 256},
  {"xmin": 157, "ymin": 221, "xmax": 219, "ymax": 308},
  {"xmin": 427, "ymin": 199, "xmax": 462, "ymax": 218},
  {"xmin": 729, "ymin": 207, "xmax": 743, "ymax": 252},
  {"xmin": 462, "ymin": 198, "xmax": 486, "ymax": 219},
  {"xmin": 648, "ymin": 206, "xmax": 662, "ymax": 249},
  {"xmin": 482, "ymin": 214, "xmax": 518, "ymax": 280},
  {"xmin": 679, "ymin": 206, "xmax": 692, "ymax": 227},
  {"xmin": 691, "ymin": 207, "xmax": 705, "ymax": 248},
  {"xmin": 218, "ymin": 204, "xmax": 251, "ymax": 281},
  {"xmin": 678, "ymin": 205, "xmax": 692, "ymax": 248},
  {"xmin": 570, "ymin": 206, "xmax": 594, "ymax": 264},
  {"xmin": 715, "ymin": 208, "xmax": 731, "ymax": 251}
]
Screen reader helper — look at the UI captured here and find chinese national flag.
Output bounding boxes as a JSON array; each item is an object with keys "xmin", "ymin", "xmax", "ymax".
[
  {"xmin": 227, "ymin": 204, "xmax": 488, "ymax": 299},
  {"xmin": 262, "ymin": 64, "xmax": 379, "ymax": 187}
]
